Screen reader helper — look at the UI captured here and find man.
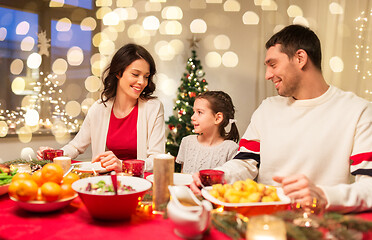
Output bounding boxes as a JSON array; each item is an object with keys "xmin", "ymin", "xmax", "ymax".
[{"xmin": 191, "ymin": 24, "xmax": 372, "ymax": 213}]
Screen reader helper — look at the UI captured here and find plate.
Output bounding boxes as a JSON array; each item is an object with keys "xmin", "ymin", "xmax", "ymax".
[
  {"xmin": 72, "ymin": 162, "xmax": 107, "ymax": 174},
  {"xmin": 10, "ymin": 194, "xmax": 78, "ymax": 212},
  {"xmin": 0, "ymin": 184, "xmax": 10, "ymax": 195},
  {"xmin": 146, "ymin": 173, "xmax": 193, "ymax": 186},
  {"xmin": 201, "ymin": 187, "xmax": 291, "ymax": 216}
]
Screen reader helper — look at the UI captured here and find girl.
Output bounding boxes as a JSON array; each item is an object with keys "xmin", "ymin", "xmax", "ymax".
[
  {"xmin": 176, "ymin": 91, "xmax": 239, "ymax": 174},
  {"xmin": 38, "ymin": 43, "xmax": 165, "ymax": 171}
]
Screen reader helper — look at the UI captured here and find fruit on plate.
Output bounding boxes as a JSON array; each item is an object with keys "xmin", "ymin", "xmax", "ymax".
[
  {"xmin": 209, "ymin": 179, "xmax": 280, "ymax": 204},
  {"xmin": 9, "ymin": 163, "xmax": 80, "ymax": 202}
]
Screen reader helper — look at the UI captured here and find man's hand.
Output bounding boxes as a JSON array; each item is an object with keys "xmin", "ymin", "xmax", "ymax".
[
  {"xmin": 92, "ymin": 151, "xmax": 122, "ymax": 172},
  {"xmin": 273, "ymin": 174, "xmax": 327, "ymax": 206}
]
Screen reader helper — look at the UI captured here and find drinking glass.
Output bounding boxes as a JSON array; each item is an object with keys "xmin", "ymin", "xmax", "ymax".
[
  {"xmin": 199, "ymin": 169, "xmax": 225, "ymax": 187},
  {"xmin": 43, "ymin": 149, "xmax": 64, "ymax": 161},
  {"xmin": 291, "ymin": 197, "xmax": 325, "ymax": 228},
  {"xmin": 122, "ymin": 159, "xmax": 145, "ymax": 178}
]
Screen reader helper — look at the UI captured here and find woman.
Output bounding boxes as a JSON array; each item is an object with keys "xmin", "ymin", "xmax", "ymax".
[{"xmin": 38, "ymin": 43, "xmax": 165, "ymax": 172}]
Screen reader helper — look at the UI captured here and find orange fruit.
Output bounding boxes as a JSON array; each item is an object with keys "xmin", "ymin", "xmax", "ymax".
[
  {"xmin": 60, "ymin": 183, "xmax": 76, "ymax": 199},
  {"xmin": 32, "ymin": 170, "xmax": 44, "ymax": 186},
  {"xmin": 62, "ymin": 172, "xmax": 80, "ymax": 184},
  {"xmin": 8, "ymin": 180, "xmax": 22, "ymax": 198},
  {"xmin": 36, "ymin": 187, "xmax": 44, "ymax": 201},
  {"xmin": 15, "ymin": 179, "xmax": 38, "ymax": 202},
  {"xmin": 41, "ymin": 182, "xmax": 61, "ymax": 202},
  {"xmin": 41, "ymin": 163, "xmax": 64, "ymax": 184},
  {"xmin": 12, "ymin": 172, "xmax": 32, "ymax": 182}
]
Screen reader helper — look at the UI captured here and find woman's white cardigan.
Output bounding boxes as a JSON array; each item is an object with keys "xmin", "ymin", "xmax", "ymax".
[{"xmin": 62, "ymin": 98, "xmax": 165, "ymax": 171}]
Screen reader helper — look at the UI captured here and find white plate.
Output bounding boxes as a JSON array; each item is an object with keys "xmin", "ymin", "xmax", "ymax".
[
  {"xmin": 146, "ymin": 173, "xmax": 193, "ymax": 186},
  {"xmin": 10, "ymin": 194, "xmax": 78, "ymax": 212},
  {"xmin": 72, "ymin": 162, "xmax": 107, "ymax": 173},
  {"xmin": 0, "ymin": 184, "xmax": 9, "ymax": 195}
]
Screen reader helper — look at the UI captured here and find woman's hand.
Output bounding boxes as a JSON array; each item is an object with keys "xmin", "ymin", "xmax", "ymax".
[
  {"xmin": 92, "ymin": 151, "xmax": 122, "ymax": 172},
  {"xmin": 189, "ymin": 172, "xmax": 202, "ymax": 195},
  {"xmin": 37, "ymin": 146, "xmax": 53, "ymax": 160}
]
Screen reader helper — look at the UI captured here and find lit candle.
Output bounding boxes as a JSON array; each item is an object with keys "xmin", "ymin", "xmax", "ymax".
[{"xmin": 246, "ymin": 215, "xmax": 286, "ymax": 240}]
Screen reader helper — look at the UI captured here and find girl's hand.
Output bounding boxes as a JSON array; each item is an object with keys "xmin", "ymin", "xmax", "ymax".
[
  {"xmin": 190, "ymin": 172, "xmax": 202, "ymax": 195},
  {"xmin": 37, "ymin": 146, "xmax": 53, "ymax": 160},
  {"xmin": 92, "ymin": 151, "xmax": 123, "ymax": 172}
]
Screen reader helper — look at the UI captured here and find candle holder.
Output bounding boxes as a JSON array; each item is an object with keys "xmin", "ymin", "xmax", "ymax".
[
  {"xmin": 291, "ymin": 198, "xmax": 325, "ymax": 228},
  {"xmin": 199, "ymin": 169, "xmax": 225, "ymax": 186},
  {"xmin": 246, "ymin": 214, "xmax": 287, "ymax": 240},
  {"xmin": 43, "ymin": 149, "xmax": 63, "ymax": 161},
  {"xmin": 122, "ymin": 159, "xmax": 145, "ymax": 178}
]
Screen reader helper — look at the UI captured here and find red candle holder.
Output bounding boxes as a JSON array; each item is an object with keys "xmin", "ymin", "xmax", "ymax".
[
  {"xmin": 43, "ymin": 149, "xmax": 64, "ymax": 161},
  {"xmin": 122, "ymin": 160, "xmax": 145, "ymax": 178},
  {"xmin": 199, "ymin": 169, "xmax": 225, "ymax": 186}
]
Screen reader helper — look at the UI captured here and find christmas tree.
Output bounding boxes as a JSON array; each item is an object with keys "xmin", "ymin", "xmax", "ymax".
[{"xmin": 166, "ymin": 46, "xmax": 208, "ymax": 171}]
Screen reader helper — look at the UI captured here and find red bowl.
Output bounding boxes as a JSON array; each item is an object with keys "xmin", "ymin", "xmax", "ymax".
[{"xmin": 72, "ymin": 176, "xmax": 152, "ymax": 220}]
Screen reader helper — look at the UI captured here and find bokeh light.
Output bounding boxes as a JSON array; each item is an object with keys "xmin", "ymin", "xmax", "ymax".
[
  {"xmin": 49, "ymin": 0, "xmax": 64, "ymax": 7},
  {"xmin": 190, "ymin": 0, "xmax": 206, "ymax": 9},
  {"xmin": 103, "ymin": 11, "xmax": 120, "ymax": 25},
  {"xmin": 145, "ymin": 2, "xmax": 161, "ymax": 11},
  {"xmin": 17, "ymin": 126, "xmax": 32, "ymax": 143},
  {"xmin": 0, "ymin": 27, "xmax": 7, "ymax": 41},
  {"xmin": 159, "ymin": 21, "xmax": 182, "ymax": 35},
  {"xmin": 287, "ymin": 5, "xmax": 303, "ymax": 18},
  {"xmin": 0, "ymin": 121, "xmax": 8, "ymax": 137},
  {"xmin": 11, "ymin": 77, "xmax": 25, "ymax": 94},
  {"xmin": 66, "ymin": 101, "xmax": 81, "ymax": 117},
  {"xmin": 66, "ymin": 83, "xmax": 82, "ymax": 100},
  {"xmin": 143, "ymin": 16, "xmax": 160, "ymax": 30},
  {"xmin": 27, "ymin": 53, "xmax": 42, "ymax": 69},
  {"xmin": 222, "ymin": 51, "xmax": 239, "ymax": 67},
  {"xmin": 242, "ymin": 11, "xmax": 260, "ymax": 25},
  {"xmin": 329, "ymin": 56, "xmax": 344, "ymax": 72},
  {"xmin": 99, "ymin": 39, "xmax": 116, "ymax": 55},
  {"xmin": 96, "ymin": 0, "xmax": 112, "ymax": 7},
  {"xmin": 329, "ymin": 2, "xmax": 344, "ymax": 15},
  {"xmin": 190, "ymin": 19, "xmax": 207, "ymax": 33},
  {"xmin": 81, "ymin": 17, "xmax": 97, "ymax": 31},
  {"xmin": 261, "ymin": 0, "xmax": 278, "ymax": 11},
  {"xmin": 85, "ymin": 76, "xmax": 102, "ymax": 92},
  {"xmin": 20, "ymin": 36, "xmax": 35, "ymax": 51},
  {"xmin": 214, "ymin": 35, "xmax": 230, "ymax": 50},
  {"xmin": 67, "ymin": 46, "xmax": 84, "ymax": 66},
  {"xmin": 16, "ymin": 21, "xmax": 30, "ymax": 35},
  {"xmin": 24, "ymin": 109, "xmax": 39, "ymax": 126},
  {"xmin": 223, "ymin": 0, "xmax": 240, "ymax": 12},
  {"xmin": 81, "ymin": 98, "xmax": 95, "ymax": 114},
  {"xmin": 156, "ymin": 73, "xmax": 177, "ymax": 96},
  {"xmin": 56, "ymin": 18, "xmax": 72, "ymax": 31},
  {"xmin": 51, "ymin": 74, "xmax": 66, "ymax": 86},
  {"xmin": 10, "ymin": 59, "xmax": 24, "ymax": 75},
  {"xmin": 293, "ymin": 16, "xmax": 309, "ymax": 27},
  {"xmin": 52, "ymin": 58, "xmax": 68, "ymax": 74},
  {"xmin": 205, "ymin": 52, "xmax": 222, "ymax": 68},
  {"xmin": 162, "ymin": 6, "xmax": 183, "ymax": 20},
  {"xmin": 117, "ymin": 0, "xmax": 133, "ymax": 7}
]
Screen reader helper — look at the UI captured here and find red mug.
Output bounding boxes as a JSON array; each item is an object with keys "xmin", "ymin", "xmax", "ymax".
[
  {"xmin": 122, "ymin": 159, "xmax": 145, "ymax": 178},
  {"xmin": 43, "ymin": 149, "xmax": 64, "ymax": 161},
  {"xmin": 199, "ymin": 169, "xmax": 225, "ymax": 186}
]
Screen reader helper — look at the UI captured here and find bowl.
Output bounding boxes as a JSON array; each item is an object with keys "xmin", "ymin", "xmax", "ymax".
[
  {"xmin": 10, "ymin": 194, "xmax": 78, "ymax": 212},
  {"xmin": 71, "ymin": 175, "xmax": 152, "ymax": 220},
  {"xmin": 0, "ymin": 184, "xmax": 10, "ymax": 196},
  {"xmin": 146, "ymin": 173, "xmax": 193, "ymax": 186},
  {"xmin": 201, "ymin": 187, "xmax": 290, "ymax": 216}
]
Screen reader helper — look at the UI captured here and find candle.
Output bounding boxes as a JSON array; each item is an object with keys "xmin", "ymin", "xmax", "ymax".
[
  {"xmin": 153, "ymin": 154, "xmax": 174, "ymax": 211},
  {"xmin": 53, "ymin": 156, "xmax": 71, "ymax": 174},
  {"xmin": 122, "ymin": 159, "xmax": 145, "ymax": 178},
  {"xmin": 199, "ymin": 169, "xmax": 225, "ymax": 186},
  {"xmin": 246, "ymin": 215, "xmax": 287, "ymax": 240},
  {"xmin": 43, "ymin": 149, "xmax": 64, "ymax": 161}
]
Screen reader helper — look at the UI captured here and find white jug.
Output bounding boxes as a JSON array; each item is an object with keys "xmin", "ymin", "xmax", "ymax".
[{"xmin": 167, "ymin": 185, "xmax": 213, "ymax": 239}]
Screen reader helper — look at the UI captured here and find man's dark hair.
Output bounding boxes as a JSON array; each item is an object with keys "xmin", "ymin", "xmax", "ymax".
[{"xmin": 265, "ymin": 25, "xmax": 322, "ymax": 71}]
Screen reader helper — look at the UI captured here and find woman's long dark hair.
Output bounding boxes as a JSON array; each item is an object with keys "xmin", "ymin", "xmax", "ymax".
[
  {"xmin": 196, "ymin": 91, "xmax": 240, "ymax": 143},
  {"xmin": 100, "ymin": 43, "xmax": 156, "ymax": 105}
]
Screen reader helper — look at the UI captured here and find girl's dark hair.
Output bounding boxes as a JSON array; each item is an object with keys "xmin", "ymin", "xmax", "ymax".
[
  {"xmin": 196, "ymin": 91, "xmax": 239, "ymax": 143},
  {"xmin": 100, "ymin": 43, "xmax": 157, "ymax": 104}
]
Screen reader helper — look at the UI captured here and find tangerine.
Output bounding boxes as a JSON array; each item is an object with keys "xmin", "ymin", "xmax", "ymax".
[
  {"xmin": 41, "ymin": 182, "xmax": 62, "ymax": 202},
  {"xmin": 60, "ymin": 183, "xmax": 76, "ymax": 199},
  {"xmin": 41, "ymin": 163, "xmax": 63, "ymax": 184},
  {"xmin": 15, "ymin": 179, "xmax": 38, "ymax": 201},
  {"xmin": 62, "ymin": 172, "xmax": 80, "ymax": 184},
  {"xmin": 32, "ymin": 170, "xmax": 44, "ymax": 186},
  {"xmin": 36, "ymin": 187, "xmax": 44, "ymax": 201},
  {"xmin": 8, "ymin": 180, "xmax": 22, "ymax": 198},
  {"xmin": 12, "ymin": 172, "xmax": 32, "ymax": 182}
]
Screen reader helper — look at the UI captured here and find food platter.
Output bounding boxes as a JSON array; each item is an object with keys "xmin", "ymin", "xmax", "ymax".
[
  {"xmin": 72, "ymin": 162, "xmax": 107, "ymax": 174},
  {"xmin": 201, "ymin": 187, "xmax": 291, "ymax": 216},
  {"xmin": 146, "ymin": 173, "xmax": 193, "ymax": 186},
  {"xmin": 0, "ymin": 184, "xmax": 10, "ymax": 196},
  {"xmin": 10, "ymin": 194, "xmax": 78, "ymax": 212}
]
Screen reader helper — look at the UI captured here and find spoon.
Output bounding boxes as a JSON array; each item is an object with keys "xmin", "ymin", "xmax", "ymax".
[{"xmin": 111, "ymin": 171, "xmax": 118, "ymax": 195}]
